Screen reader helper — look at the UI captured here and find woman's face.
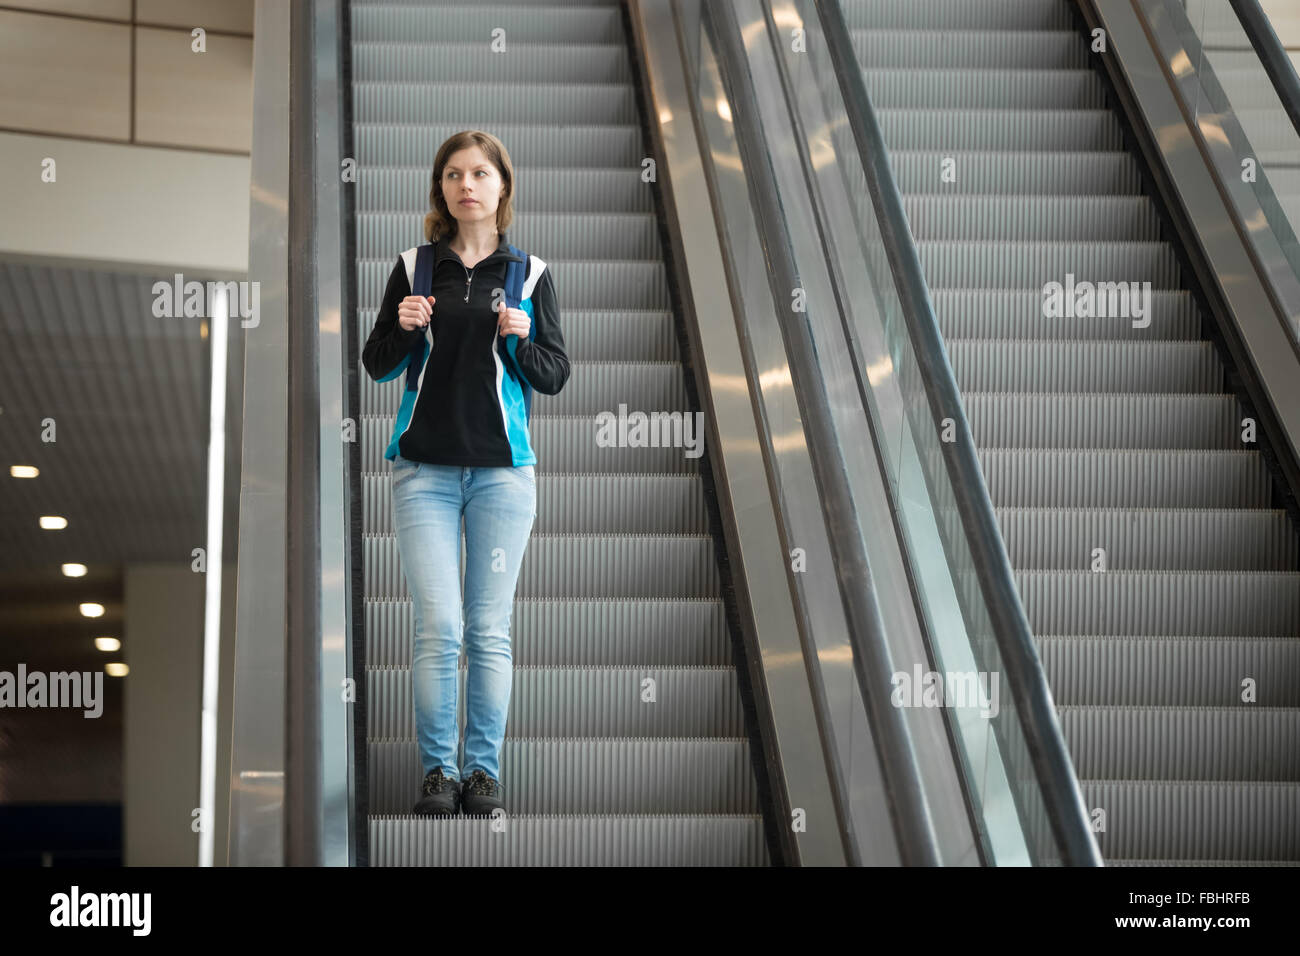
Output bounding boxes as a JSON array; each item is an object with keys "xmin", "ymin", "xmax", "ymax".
[{"xmin": 442, "ymin": 145, "xmax": 504, "ymax": 229}]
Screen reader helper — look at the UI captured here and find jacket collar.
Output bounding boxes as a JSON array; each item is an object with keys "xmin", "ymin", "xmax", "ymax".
[{"xmin": 433, "ymin": 231, "xmax": 523, "ymax": 269}]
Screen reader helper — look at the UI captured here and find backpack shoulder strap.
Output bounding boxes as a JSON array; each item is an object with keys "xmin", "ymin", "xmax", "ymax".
[
  {"xmin": 504, "ymin": 244, "xmax": 526, "ymax": 308},
  {"xmin": 401, "ymin": 243, "xmax": 436, "ymax": 391},
  {"xmin": 412, "ymin": 242, "xmax": 435, "ymax": 296},
  {"xmin": 498, "ymin": 245, "xmax": 534, "ymax": 389}
]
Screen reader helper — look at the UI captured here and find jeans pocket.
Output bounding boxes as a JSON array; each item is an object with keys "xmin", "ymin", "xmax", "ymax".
[
  {"xmin": 393, "ymin": 456, "xmax": 420, "ymax": 488},
  {"xmin": 518, "ymin": 464, "xmax": 536, "ymax": 484}
]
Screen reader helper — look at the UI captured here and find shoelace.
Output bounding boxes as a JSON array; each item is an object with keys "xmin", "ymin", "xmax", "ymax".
[
  {"xmin": 464, "ymin": 771, "xmax": 497, "ymax": 796},
  {"xmin": 423, "ymin": 769, "xmax": 450, "ymax": 795}
]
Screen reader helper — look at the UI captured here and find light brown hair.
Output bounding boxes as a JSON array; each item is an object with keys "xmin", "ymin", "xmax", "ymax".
[{"xmin": 423, "ymin": 130, "xmax": 515, "ymax": 242}]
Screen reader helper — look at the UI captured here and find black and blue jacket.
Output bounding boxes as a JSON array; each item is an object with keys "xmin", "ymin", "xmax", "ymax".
[{"xmin": 362, "ymin": 232, "xmax": 570, "ymax": 467}]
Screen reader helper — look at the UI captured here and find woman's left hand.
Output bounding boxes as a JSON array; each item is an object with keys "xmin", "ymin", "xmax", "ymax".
[{"xmin": 496, "ymin": 301, "xmax": 530, "ymax": 341}]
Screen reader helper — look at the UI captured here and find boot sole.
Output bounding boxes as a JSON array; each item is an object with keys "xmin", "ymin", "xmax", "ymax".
[
  {"xmin": 459, "ymin": 801, "xmax": 505, "ymax": 817},
  {"xmin": 413, "ymin": 786, "xmax": 461, "ymax": 816}
]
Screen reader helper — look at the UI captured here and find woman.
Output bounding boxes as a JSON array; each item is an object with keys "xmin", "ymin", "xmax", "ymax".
[{"xmin": 361, "ymin": 130, "xmax": 570, "ymax": 817}]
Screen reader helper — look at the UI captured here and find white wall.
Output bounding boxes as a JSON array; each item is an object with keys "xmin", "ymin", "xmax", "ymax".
[
  {"xmin": 123, "ymin": 563, "xmax": 202, "ymax": 866},
  {"xmin": 0, "ymin": 131, "xmax": 249, "ymax": 273},
  {"xmin": 123, "ymin": 561, "xmax": 237, "ymax": 866}
]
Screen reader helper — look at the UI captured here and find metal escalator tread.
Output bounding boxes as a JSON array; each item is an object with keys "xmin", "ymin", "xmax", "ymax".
[
  {"xmin": 351, "ymin": 0, "xmax": 768, "ymax": 865},
  {"xmin": 843, "ymin": 0, "xmax": 1300, "ymax": 864}
]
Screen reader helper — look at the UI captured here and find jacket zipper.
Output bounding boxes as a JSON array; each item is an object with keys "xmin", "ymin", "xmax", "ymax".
[{"xmin": 455, "ymin": 250, "xmax": 516, "ymax": 301}]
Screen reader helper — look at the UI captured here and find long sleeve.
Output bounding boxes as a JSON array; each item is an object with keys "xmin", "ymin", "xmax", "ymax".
[
  {"xmin": 362, "ymin": 256, "xmax": 425, "ymax": 382},
  {"xmin": 515, "ymin": 266, "xmax": 570, "ymax": 395}
]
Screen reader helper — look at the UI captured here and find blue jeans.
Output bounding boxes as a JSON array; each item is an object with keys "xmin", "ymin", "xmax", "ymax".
[{"xmin": 391, "ymin": 454, "xmax": 536, "ymax": 783}]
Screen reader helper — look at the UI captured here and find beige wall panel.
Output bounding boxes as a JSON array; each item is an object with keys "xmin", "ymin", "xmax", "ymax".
[
  {"xmin": 135, "ymin": 0, "xmax": 254, "ymax": 34},
  {"xmin": 134, "ymin": 26, "xmax": 252, "ymax": 153},
  {"xmin": 1, "ymin": 0, "xmax": 131, "ymax": 19},
  {"xmin": 0, "ymin": 10, "xmax": 130, "ymax": 139}
]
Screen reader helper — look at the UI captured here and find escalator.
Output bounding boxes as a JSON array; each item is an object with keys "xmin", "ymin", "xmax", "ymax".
[
  {"xmin": 351, "ymin": 0, "xmax": 770, "ymax": 865},
  {"xmin": 233, "ymin": 0, "xmax": 1299, "ymax": 867},
  {"xmin": 840, "ymin": 0, "xmax": 1300, "ymax": 864}
]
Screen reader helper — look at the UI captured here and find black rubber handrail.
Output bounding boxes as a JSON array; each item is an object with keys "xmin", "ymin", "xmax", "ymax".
[
  {"xmin": 338, "ymin": 0, "xmax": 369, "ymax": 868},
  {"xmin": 1229, "ymin": 0, "xmax": 1300, "ymax": 139},
  {"xmin": 811, "ymin": 0, "xmax": 1102, "ymax": 865}
]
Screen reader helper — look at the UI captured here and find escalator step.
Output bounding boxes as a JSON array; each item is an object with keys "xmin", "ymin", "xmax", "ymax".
[
  {"xmin": 369, "ymin": 814, "xmax": 768, "ymax": 867},
  {"xmin": 916, "ymin": 239, "xmax": 1181, "ymax": 289},
  {"xmin": 903, "ymin": 195, "xmax": 1160, "ymax": 241},
  {"xmin": 360, "ymin": 361, "xmax": 688, "ymax": 417},
  {"xmin": 932, "ymin": 289, "xmax": 1198, "ymax": 340},
  {"xmin": 1061, "ymin": 707, "xmax": 1300, "ymax": 779},
  {"xmin": 1080, "ymin": 781, "xmax": 1300, "ymax": 862},
  {"xmin": 358, "ymin": 309, "xmax": 680, "ymax": 363},
  {"xmin": 863, "ymin": 68, "xmax": 1105, "ymax": 109},
  {"xmin": 947, "ymin": 341, "xmax": 1222, "ymax": 392},
  {"xmin": 356, "ymin": 211, "xmax": 661, "ymax": 260},
  {"xmin": 977, "ymin": 449, "xmax": 1272, "ymax": 507},
  {"xmin": 1016, "ymin": 570, "xmax": 1300, "ymax": 636},
  {"xmin": 354, "ymin": 123, "xmax": 645, "ymax": 168},
  {"xmin": 363, "ymin": 473, "xmax": 709, "ymax": 535},
  {"xmin": 363, "ymin": 533, "xmax": 722, "ymax": 600},
  {"xmin": 994, "ymin": 507, "xmax": 1296, "ymax": 570},
  {"xmin": 351, "ymin": 5, "xmax": 624, "ymax": 44},
  {"xmin": 356, "ymin": 168, "xmax": 655, "ymax": 214},
  {"xmin": 1040, "ymin": 635, "xmax": 1300, "ymax": 706},
  {"xmin": 368, "ymin": 738, "xmax": 760, "ymax": 814},
  {"xmin": 352, "ymin": 41, "xmax": 632, "ymax": 83},
  {"xmin": 889, "ymin": 150, "xmax": 1140, "ymax": 195},
  {"xmin": 353, "ymin": 82, "xmax": 636, "ymax": 124},
  {"xmin": 963, "ymin": 393, "xmax": 1246, "ymax": 449},
  {"xmin": 365, "ymin": 597, "xmax": 732, "ymax": 668},
  {"xmin": 839, "ymin": 0, "xmax": 1074, "ymax": 31},
  {"xmin": 850, "ymin": 28, "xmax": 1088, "ymax": 69},
  {"xmin": 360, "ymin": 415, "xmax": 704, "ymax": 473},
  {"xmin": 366, "ymin": 665, "xmax": 747, "ymax": 737},
  {"xmin": 877, "ymin": 109, "xmax": 1123, "ymax": 150}
]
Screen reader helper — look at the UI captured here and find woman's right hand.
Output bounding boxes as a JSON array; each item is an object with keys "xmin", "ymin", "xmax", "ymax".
[{"xmin": 398, "ymin": 295, "xmax": 434, "ymax": 331}]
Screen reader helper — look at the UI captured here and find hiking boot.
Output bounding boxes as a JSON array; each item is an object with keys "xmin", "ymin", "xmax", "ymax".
[
  {"xmin": 460, "ymin": 769, "xmax": 505, "ymax": 816},
  {"xmin": 413, "ymin": 767, "xmax": 461, "ymax": 816}
]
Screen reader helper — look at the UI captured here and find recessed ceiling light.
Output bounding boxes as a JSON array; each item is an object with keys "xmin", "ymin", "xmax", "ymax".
[
  {"xmin": 62, "ymin": 563, "xmax": 87, "ymax": 577},
  {"xmin": 79, "ymin": 602, "xmax": 105, "ymax": 618},
  {"xmin": 39, "ymin": 516, "xmax": 67, "ymax": 530},
  {"xmin": 10, "ymin": 465, "xmax": 38, "ymax": 478},
  {"xmin": 95, "ymin": 637, "xmax": 121, "ymax": 652},
  {"xmin": 105, "ymin": 663, "xmax": 128, "ymax": 677}
]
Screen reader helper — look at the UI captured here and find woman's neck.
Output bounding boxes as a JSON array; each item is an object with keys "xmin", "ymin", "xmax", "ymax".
[{"xmin": 448, "ymin": 222, "xmax": 500, "ymax": 261}]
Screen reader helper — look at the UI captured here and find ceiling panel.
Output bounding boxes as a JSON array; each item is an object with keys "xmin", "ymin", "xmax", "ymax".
[{"xmin": 0, "ymin": 257, "xmax": 243, "ymax": 570}]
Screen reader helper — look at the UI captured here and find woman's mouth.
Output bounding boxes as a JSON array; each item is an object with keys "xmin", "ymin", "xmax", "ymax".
[{"xmin": 460, "ymin": 199, "xmax": 477, "ymax": 205}]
